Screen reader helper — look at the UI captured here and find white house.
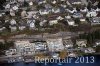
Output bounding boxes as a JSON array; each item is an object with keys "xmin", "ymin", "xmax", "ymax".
[
  {"xmin": 67, "ymin": 19, "xmax": 75, "ymax": 26},
  {"xmin": 76, "ymin": 39, "xmax": 87, "ymax": 47},
  {"xmin": 21, "ymin": 10, "xmax": 27, "ymax": 18},
  {"xmin": 95, "ymin": 8, "xmax": 100, "ymax": 12},
  {"xmin": 72, "ymin": 13, "xmax": 83, "ymax": 18},
  {"xmin": 56, "ymin": 16, "xmax": 64, "ymax": 20},
  {"xmin": 52, "ymin": 0, "xmax": 57, "ymax": 4},
  {"xmin": 67, "ymin": 0, "xmax": 82, "ymax": 5},
  {"xmin": 90, "ymin": 17, "xmax": 100, "ymax": 25},
  {"xmin": 80, "ymin": 18, "xmax": 86, "ymax": 22},
  {"xmin": 46, "ymin": 38, "xmax": 64, "ymax": 52},
  {"xmin": 86, "ymin": 11, "xmax": 97, "ymax": 17},
  {"xmin": 49, "ymin": 20, "xmax": 58, "ymax": 25},
  {"xmin": 65, "ymin": 15, "xmax": 71, "ymax": 19},
  {"xmin": 29, "ymin": 1, "xmax": 33, "ymax": 6},
  {"xmin": 39, "ymin": 20, "xmax": 47, "ymax": 26},
  {"xmin": 10, "ymin": 19, "xmax": 17, "ymax": 25},
  {"xmin": 12, "ymin": 6, "xmax": 19, "ymax": 11},
  {"xmin": 10, "ymin": 9, "xmax": 15, "ymax": 16},
  {"xmin": 67, "ymin": 8, "xmax": 77, "ymax": 14},
  {"xmin": 39, "ymin": 9, "xmax": 50, "ymax": 15},
  {"xmin": 0, "ymin": 27, "xmax": 5, "ymax": 31},
  {"xmin": 19, "ymin": 26, "xmax": 26, "ymax": 30},
  {"xmin": 63, "ymin": 39, "xmax": 73, "ymax": 48},
  {"xmin": 5, "ymin": 4, "xmax": 10, "ymax": 9},
  {"xmin": 84, "ymin": 47, "xmax": 95, "ymax": 53},
  {"xmin": 9, "ymin": 25, "xmax": 17, "ymax": 32},
  {"xmin": 5, "ymin": 49, "xmax": 17, "ymax": 56},
  {"xmin": 34, "ymin": 42, "xmax": 47, "ymax": 53},
  {"xmin": 80, "ymin": 7, "xmax": 88, "ymax": 13},
  {"xmin": 52, "ymin": 8, "xmax": 60, "ymax": 13},
  {"xmin": 15, "ymin": 41, "xmax": 35, "ymax": 55},
  {"xmin": 27, "ymin": 20, "xmax": 36, "ymax": 29}
]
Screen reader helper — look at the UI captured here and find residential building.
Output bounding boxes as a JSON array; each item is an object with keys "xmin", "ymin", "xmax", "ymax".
[
  {"xmin": 76, "ymin": 39, "xmax": 87, "ymax": 47},
  {"xmin": 14, "ymin": 41, "xmax": 35, "ymax": 55},
  {"xmin": 27, "ymin": 19, "xmax": 35, "ymax": 29},
  {"xmin": 90, "ymin": 17, "xmax": 100, "ymax": 25},
  {"xmin": 67, "ymin": 19, "xmax": 75, "ymax": 26},
  {"xmin": 84, "ymin": 47, "xmax": 95, "ymax": 53},
  {"xmin": 72, "ymin": 13, "xmax": 83, "ymax": 18},
  {"xmin": 10, "ymin": 19, "xmax": 17, "ymax": 25},
  {"xmin": 49, "ymin": 20, "xmax": 58, "ymax": 25},
  {"xmin": 5, "ymin": 49, "xmax": 17, "ymax": 56},
  {"xmin": 86, "ymin": 11, "xmax": 97, "ymax": 17},
  {"xmin": 34, "ymin": 41, "xmax": 47, "ymax": 53},
  {"xmin": 9, "ymin": 25, "xmax": 17, "ymax": 32},
  {"xmin": 46, "ymin": 38, "xmax": 64, "ymax": 52},
  {"xmin": 63, "ymin": 39, "xmax": 73, "ymax": 49}
]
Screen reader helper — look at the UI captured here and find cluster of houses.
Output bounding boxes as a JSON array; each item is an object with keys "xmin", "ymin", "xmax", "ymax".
[
  {"xmin": 5, "ymin": 37, "xmax": 96, "ymax": 58},
  {"xmin": 0, "ymin": 0, "xmax": 99, "ymax": 33}
]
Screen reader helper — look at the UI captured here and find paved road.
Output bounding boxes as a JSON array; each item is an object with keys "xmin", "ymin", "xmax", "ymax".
[{"xmin": 6, "ymin": 32, "xmax": 79, "ymax": 41}]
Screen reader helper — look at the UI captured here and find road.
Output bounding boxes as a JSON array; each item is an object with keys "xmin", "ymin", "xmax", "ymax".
[{"xmin": 6, "ymin": 32, "xmax": 79, "ymax": 41}]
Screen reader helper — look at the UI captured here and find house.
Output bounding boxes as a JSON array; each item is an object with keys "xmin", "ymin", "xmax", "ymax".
[
  {"xmin": 51, "ymin": 53, "xmax": 59, "ymax": 59},
  {"xmin": 5, "ymin": 4, "xmax": 10, "ymax": 9},
  {"xmin": 7, "ymin": 0, "xmax": 16, "ymax": 3},
  {"xmin": 90, "ymin": 17, "xmax": 100, "ymax": 25},
  {"xmin": 29, "ymin": 1, "xmax": 33, "ymax": 6},
  {"xmin": 27, "ymin": 11, "xmax": 38, "ymax": 18},
  {"xmin": 46, "ymin": 38, "xmax": 64, "ymax": 52},
  {"xmin": 18, "ymin": 22, "xmax": 26, "ymax": 30},
  {"xmin": 52, "ymin": 0, "xmax": 57, "ymax": 4},
  {"xmin": 39, "ymin": 9, "xmax": 50, "ymax": 15},
  {"xmin": 84, "ymin": 47, "xmax": 95, "ymax": 53},
  {"xmin": 81, "ymin": 0, "xmax": 88, "ymax": 6},
  {"xmin": 66, "ymin": 1, "xmax": 71, "ymax": 6},
  {"xmin": 86, "ymin": 11, "xmax": 97, "ymax": 17},
  {"xmin": 72, "ymin": 13, "xmax": 83, "ymax": 18},
  {"xmin": 95, "ymin": 7, "xmax": 100, "ymax": 12},
  {"xmin": 17, "ymin": 0, "xmax": 24, "ymax": 2},
  {"xmin": 68, "ymin": 52, "xmax": 77, "ymax": 57},
  {"xmin": 80, "ymin": 17, "xmax": 87, "ymax": 24},
  {"xmin": 65, "ymin": 15, "xmax": 71, "ymax": 19},
  {"xmin": 10, "ymin": 19, "xmax": 17, "ymax": 25},
  {"xmin": 21, "ymin": 10, "xmax": 27, "ymax": 18},
  {"xmin": 67, "ymin": 19, "xmax": 75, "ymax": 26},
  {"xmin": 56, "ymin": 16, "xmax": 64, "ymax": 20},
  {"xmin": 67, "ymin": 0, "xmax": 82, "ymax": 5},
  {"xmin": 14, "ymin": 41, "xmax": 35, "ymax": 55},
  {"xmin": 39, "ymin": 20, "xmax": 47, "ymax": 26},
  {"xmin": 49, "ymin": 20, "xmax": 58, "ymax": 25},
  {"xmin": 44, "ymin": 4, "xmax": 52, "ymax": 9},
  {"xmin": 37, "ymin": 0, "xmax": 47, "ymax": 5},
  {"xmin": 63, "ymin": 39, "xmax": 73, "ymax": 49},
  {"xmin": 94, "ymin": 40, "xmax": 100, "ymax": 47},
  {"xmin": 76, "ymin": 39, "xmax": 87, "ymax": 47},
  {"xmin": 80, "ymin": 17, "xmax": 86, "ymax": 22},
  {"xmin": 80, "ymin": 7, "xmax": 88, "ymax": 13},
  {"xmin": 9, "ymin": 25, "xmax": 17, "ymax": 32},
  {"xmin": 52, "ymin": 8, "xmax": 60, "ymax": 13},
  {"xmin": 27, "ymin": 19, "xmax": 35, "ymax": 29},
  {"xmin": 67, "ymin": 7, "xmax": 77, "ymax": 14},
  {"xmin": 12, "ymin": 5, "xmax": 19, "ymax": 11},
  {"xmin": 60, "ymin": 4, "xmax": 67, "ymax": 8},
  {"xmin": 5, "ymin": 49, "xmax": 17, "ymax": 56},
  {"xmin": 10, "ymin": 9, "xmax": 15, "ymax": 16},
  {"xmin": 34, "ymin": 41, "xmax": 47, "ymax": 53},
  {"xmin": 0, "ymin": 27, "xmax": 5, "ymax": 31}
]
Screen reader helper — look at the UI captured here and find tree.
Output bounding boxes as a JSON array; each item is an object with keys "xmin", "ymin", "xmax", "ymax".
[{"xmin": 87, "ymin": 2, "xmax": 92, "ymax": 11}]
